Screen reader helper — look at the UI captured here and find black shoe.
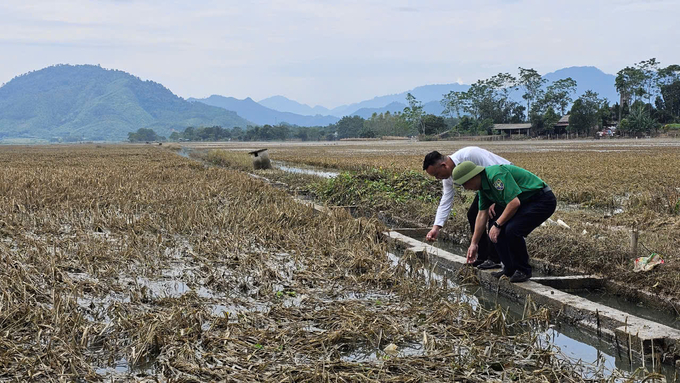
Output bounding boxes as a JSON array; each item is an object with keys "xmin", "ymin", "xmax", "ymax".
[
  {"xmin": 471, "ymin": 259, "xmax": 485, "ymax": 267},
  {"xmin": 477, "ymin": 260, "xmax": 502, "ymax": 270},
  {"xmin": 509, "ymin": 270, "xmax": 531, "ymax": 283},
  {"xmin": 491, "ymin": 269, "xmax": 511, "ymax": 278}
]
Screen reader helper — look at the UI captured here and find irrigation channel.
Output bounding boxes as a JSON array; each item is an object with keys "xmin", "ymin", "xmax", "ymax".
[
  {"xmin": 270, "ymin": 159, "xmax": 680, "ymax": 381},
  {"xmin": 171, "ymin": 148, "xmax": 679, "ymax": 380}
]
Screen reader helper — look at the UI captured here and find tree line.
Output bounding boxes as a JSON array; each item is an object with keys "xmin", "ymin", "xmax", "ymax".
[
  {"xmin": 440, "ymin": 59, "xmax": 680, "ymax": 137},
  {"xmin": 129, "ymin": 112, "xmax": 454, "ymax": 142},
  {"xmin": 129, "ymin": 58, "xmax": 680, "ymax": 142}
]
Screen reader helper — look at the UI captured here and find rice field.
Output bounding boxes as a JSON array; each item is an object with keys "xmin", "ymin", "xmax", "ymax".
[
  {"xmin": 1, "ymin": 144, "xmax": 664, "ymax": 381},
  {"xmin": 180, "ymin": 139, "xmax": 680, "ymax": 305},
  {"xmin": 3, "ymin": 144, "xmax": 652, "ymax": 382}
]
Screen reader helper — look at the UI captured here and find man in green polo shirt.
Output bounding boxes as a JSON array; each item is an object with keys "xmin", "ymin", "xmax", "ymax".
[{"xmin": 452, "ymin": 161, "xmax": 557, "ymax": 282}]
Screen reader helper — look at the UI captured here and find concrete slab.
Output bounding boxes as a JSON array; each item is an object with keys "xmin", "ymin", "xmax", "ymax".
[
  {"xmin": 292, "ymin": 197, "xmax": 331, "ymax": 214},
  {"xmin": 384, "ymin": 230, "xmax": 680, "ymax": 362},
  {"xmin": 392, "ymin": 227, "xmax": 432, "ymax": 238},
  {"xmin": 531, "ymin": 275, "xmax": 604, "ymax": 290}
]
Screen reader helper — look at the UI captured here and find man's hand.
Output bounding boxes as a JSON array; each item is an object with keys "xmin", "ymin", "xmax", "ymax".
[
  {"xmin": 425, "ymin": 226, "xmax": 441, "ymax": 241},
  {"xmin": 466, "ymin": 243, "xmax": 478, "ymax": 264},
  {"xmin": 489, "ymin": 225, "xmax": 501, "ymax": 243},
  {"xmin": 489, "ymin": 203, "xmax": 497, "ymax": 219}
]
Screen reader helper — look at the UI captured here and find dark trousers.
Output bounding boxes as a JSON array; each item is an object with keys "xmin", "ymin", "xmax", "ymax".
[
  {"xmin": 494, "ymin": 190, "xmax": 557, "ymax": 277},
  {"xmin": 467, "ymin": 193, "xmax": 502, "ymax": 264}
]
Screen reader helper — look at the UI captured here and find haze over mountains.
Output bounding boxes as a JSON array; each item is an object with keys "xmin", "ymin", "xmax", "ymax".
[
  {"xmin": 188, "ymin": 95, "xmax": 339, "ymax": 126},
  {"xmin": 254, "ymin": 66, "xmax": 618, "ymax": 118},
  {"xmin": 0, "ymin": 64, "xmax": 618, "ymax": 141}
]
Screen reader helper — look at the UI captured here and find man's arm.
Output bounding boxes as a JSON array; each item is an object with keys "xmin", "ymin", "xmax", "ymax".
[
  {"xmin": 467, "ymin": 209, "xmax": 489, "ymax": 263},
  {"xmin": 426, "ymin": 178, "xmax": 455, "ymax": 241},
  {"xmin": 488, "ymin": 197, "xmax": 520, "ymax": 243}
]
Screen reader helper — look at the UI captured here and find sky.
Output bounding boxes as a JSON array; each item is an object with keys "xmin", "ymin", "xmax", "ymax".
[{"xmin": 1, "ymin": 0, "xmax": 679, "ymax": 108}]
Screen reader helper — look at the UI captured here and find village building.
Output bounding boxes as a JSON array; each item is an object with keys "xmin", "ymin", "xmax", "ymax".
[
  {"xmin": 493, "ymin": 123, "xmax": 532, "ymax": 136},
  {"xmin": 553, "ymin": 114, "xmax": 570, "ymax": 135}
]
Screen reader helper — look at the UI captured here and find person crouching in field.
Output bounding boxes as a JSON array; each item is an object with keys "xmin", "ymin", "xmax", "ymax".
[
  {"xmin": 422, "ymin": 147, "xmax": 511, "ymax": 270},
  {"xmin": 452, "ymin": 161, "xmax": 556, "ymax": 283}
]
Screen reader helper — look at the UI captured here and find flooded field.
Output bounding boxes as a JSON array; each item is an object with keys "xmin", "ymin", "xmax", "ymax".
[
  {"xmin": 0, "ymin": 144, "xmax": 667, "ymax": 381},
  {"xmin": 179, "ymin": 139, "xmax": 680, "ymax": 307}
]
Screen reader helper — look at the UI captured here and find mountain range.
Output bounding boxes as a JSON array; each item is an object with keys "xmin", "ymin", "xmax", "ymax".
[
  {"xmin": 0, "ymin": 64, "xmax": 619, "ymax": 141},
  {"xmin": 0, "ymin": 64, "xmax": 250, "ymax": 141},
  {"xmin": 258, "ymin": 95, "xmax": 333, "ymax": 116},
  {"xmin": 255, "ymin": 66, "xmax": 618, "ymax": 118},
  {"xmin": 188, "ymin": 95, "xmax": 339, "ymax": 126}
]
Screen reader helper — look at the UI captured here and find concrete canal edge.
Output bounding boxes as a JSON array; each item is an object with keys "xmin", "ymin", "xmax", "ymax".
[{"xmin": 383, "ymin": 230, "xmax": 680, "ymax": 366}]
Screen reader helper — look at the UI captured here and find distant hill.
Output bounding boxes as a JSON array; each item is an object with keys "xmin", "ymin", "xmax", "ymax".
[
  {"xmin": 261, "ymin": 83, "xmax": 471, "ymax": 117},
  {"xmin": 333, "ymin": 83, "xmax": 471, "ymax": 116},
  {"xmin": 258, "ymin": 95, "xmax": 331, "ymax": 116},
  {"xmin": 542, "ymin": 66, "xmax": 618, "ymax": 103},
  {"xmin": 189, "ymin": 95, "xmax": 339, "ymax": 127},
  {"xmin": 0, "ymin": 64, "xmax": 250, "ymax": 141},
  {"xmin": 259, "ymin": 67, "xmax": 618, "ymax": 118},
  {"xmin": 351, "ymin": 100, "xmax": 446, "ymax": 119},
  {"xmin": 351, "ymin": 102, "xmax": 406, "ymax": 118}
]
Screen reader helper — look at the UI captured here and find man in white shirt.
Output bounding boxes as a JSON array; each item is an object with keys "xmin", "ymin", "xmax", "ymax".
[{"xmin": 422, "ymin": 147, "xmax": 512, "ymax": 269}]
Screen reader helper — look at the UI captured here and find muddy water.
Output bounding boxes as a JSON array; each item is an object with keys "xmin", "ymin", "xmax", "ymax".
[
  {"xmin": 573, "ymin": 289, "xmax": 680, "ymax": 330},
  {"xmin": 272, "ymin": 160, "xmax": 339, "ymax": 178},
  {"xmin": 390, "ymin": 236, "xmax": 679, "ymax": 381}
]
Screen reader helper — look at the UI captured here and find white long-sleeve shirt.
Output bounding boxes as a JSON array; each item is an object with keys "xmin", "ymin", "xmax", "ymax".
[{"xmin": 433, "ymin": 146, "xmax": 511, "ymax": 227}]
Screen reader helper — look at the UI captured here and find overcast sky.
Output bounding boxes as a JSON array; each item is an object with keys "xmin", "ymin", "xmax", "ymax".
[{"xmin": 1, "ymin": 0, "xmax": 678, "ymax": 108}]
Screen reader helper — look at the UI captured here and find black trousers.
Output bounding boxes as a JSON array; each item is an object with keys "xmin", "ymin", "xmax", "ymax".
[
  {"xmin": 494, "ymin": 190, "xmax": 557, "ymax": 277},
  {"xmin": 467, "ymin": 193, "xmax": 502, "ymax": 264}
]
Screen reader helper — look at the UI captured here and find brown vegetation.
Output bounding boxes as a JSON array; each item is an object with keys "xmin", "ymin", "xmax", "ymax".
[{"xmin": 0, "ymin": 145, "xmax": 636, "ymax": 381}]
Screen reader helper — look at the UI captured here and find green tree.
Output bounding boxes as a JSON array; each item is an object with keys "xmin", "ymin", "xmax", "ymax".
[
  {"xmin": 637, "ymin": 58, "xmax": 661, "ymax": 103},
  {"xmin": 358, "ymin": 125, "xmax": 376, "ymax": 138},
  {"xmin": 403, "ymin": 93, "xmax": 425, "ymax": 134},
  {"xmin": 335, "ymin": 115, "xmax": 365, "ymax": 138},
  {"xmin": 295, "ymin": 128, "xmax": 309, "ymax": 141},
  {"xmin": 626, "ymin": 102, "xmax": 655, "ymax": 136},
  {"xmin": 459, "ymin": 80, "xmax": 491, "ymax": 120},
  {"xmin": 510, "ymin": 104, "xmax": 526, "ymax": 123},
  {"xmin": 456, "ymin": 116, "xmax": 478, "ymax": 135},
  {"xmin": 128, "ymin": 127, "xmax": 161, "ymax": 142},
  {"xmin": 543, "ymin": 107, "xmax": 560, "ymax": 134},
  {"xmin": 661, "ymin": 80, "xmax": 680, "ymax": 119},
  {"xmin": 441, "ymin": 91, "xmax": 464, "ymax": 118},
  {"xmin": 652, "ymin": 96, "xmax": 673, "ymax": 124},
  {"xmin": 657, "ymin": 64, "xmax": 680, "ymax": 87},
  {"xmin": 568, "ymin": 91, "xmax": 603, "ymax": 135},
  {"xmin": 616, "ymin": 66, "xmax": 645, "ymax": 121},
  {"xmin": 272, "ymin": 124, "xmax": 290, "ymax": 140},
  {"xmin": 545, "ymin": 78, "xmax": 577, "ymax": 116},
  {"xmin": 231, "ymin": 126, "xmax": 243, "ymax": 140},
  {"xmin": 530, "ymin": 106, "xmax": 560, "ymax": 136},
  {"xmin": 442, "ymin": 72, "xmax": 519, "ymax": 125},
  {"xmin": 421, "ymin": 114, "xmax": 447, "ymax": 135},
  {"xmin": 518, "ymin": 67, "xmax": 547, "ymax": 119},
  {"xmin": 597, "ymin": 100, "xmax": 612, "ymax": 129},
  {"xmin": 480, "ymin": 118, "xmax": 495, "ymax": 135}
]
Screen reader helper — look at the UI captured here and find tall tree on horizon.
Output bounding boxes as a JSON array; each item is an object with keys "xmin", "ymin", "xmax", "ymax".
[
  {"xmin": 544, "ymin": 78, "xmax": 578, "ymax": 116},
  {"xmin": 518, "ymin": 67, "xmax": 547, "ymax": 121},
  {"xmin": 403, "ymin": 93, "xmax": 425, "ymax": 134}
]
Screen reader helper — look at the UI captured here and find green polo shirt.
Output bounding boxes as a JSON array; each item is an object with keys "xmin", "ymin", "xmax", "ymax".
[{"xmin": 478, "ymin": 164, "xmax": 548, "ymax": 210}]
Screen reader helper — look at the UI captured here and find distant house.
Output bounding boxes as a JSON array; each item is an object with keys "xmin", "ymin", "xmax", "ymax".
[
  {"xmin": 553, "ymin": 115, "xmax": 570, "ymax": 134},
  {"xmin": 493, "ymin": 123, "xmax": 531, "ymax": 136}
]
